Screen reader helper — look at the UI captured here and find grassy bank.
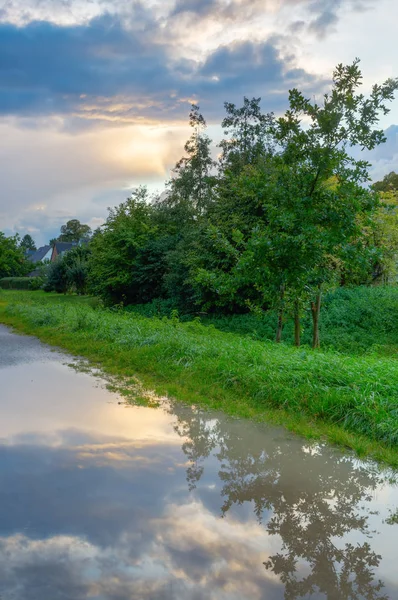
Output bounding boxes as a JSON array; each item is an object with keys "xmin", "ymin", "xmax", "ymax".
[
  {"xmin": 1, "ymin": 290, "xmax": 398, "ymax": 467},
  {"xmin": 128, "ymin": 286, "xmax": 398, "ymax": 355}
]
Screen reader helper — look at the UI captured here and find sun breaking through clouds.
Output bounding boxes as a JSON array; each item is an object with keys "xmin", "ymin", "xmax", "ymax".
[{"xmin": 1, "ymin": 0, "xmax": 398, "ymax": 244}]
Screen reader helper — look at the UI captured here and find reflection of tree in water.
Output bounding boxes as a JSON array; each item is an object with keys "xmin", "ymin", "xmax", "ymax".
[{"xmin": 169, "ymin": 401, "xmax": 389, "ymax": 600}]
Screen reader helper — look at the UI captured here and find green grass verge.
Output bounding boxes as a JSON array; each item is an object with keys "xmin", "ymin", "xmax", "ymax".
[
  {"xmin": 128, "ymin": 285, "xmax": 398, "ymax": 356},
  {"xmin": 1, "ymin": 290, "xmax": 398, "ymax": 468}
]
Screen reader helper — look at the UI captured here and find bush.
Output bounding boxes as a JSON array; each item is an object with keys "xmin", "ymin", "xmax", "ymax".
[
  {"xmin": 29, "ymin": 277, "xmax": 46, "ymax": 291},
  {"xmin": 0, "ymin": 277, "xmax": 36, "ymax": 290},
  {"xmin": 45, "ymin": 259, "xmax": 68, "ymax": 293}
]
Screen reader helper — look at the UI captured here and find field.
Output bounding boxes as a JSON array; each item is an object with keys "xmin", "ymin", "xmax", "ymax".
[{"xmin": 1, "ymin": 288, "xmax": 398, "ymax": 467}]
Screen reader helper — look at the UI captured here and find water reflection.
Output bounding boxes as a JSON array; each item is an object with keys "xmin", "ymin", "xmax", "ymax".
[
  {"xmin": 0, "ymin": 325, "xmax": 397, "ymax": 599},
  {"xmin": 171, "ymin": 403, "xmax": 394, "ymax": 599}
]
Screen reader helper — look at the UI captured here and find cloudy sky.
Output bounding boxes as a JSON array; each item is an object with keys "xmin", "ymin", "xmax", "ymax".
[{"xmin": 1, "ymin": 0, "xmax": 398, "ymax": 245}]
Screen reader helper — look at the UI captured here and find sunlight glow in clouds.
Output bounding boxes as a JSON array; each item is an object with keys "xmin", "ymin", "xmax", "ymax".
[{"xmin": 0, "ymin": 0, "xmax": 397, "ymax": 244}]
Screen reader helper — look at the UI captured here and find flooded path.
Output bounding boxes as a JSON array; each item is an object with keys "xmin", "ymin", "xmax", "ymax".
[{"xmin": 0, "ymin": 324, "xmax": 398, "ymax": 600}]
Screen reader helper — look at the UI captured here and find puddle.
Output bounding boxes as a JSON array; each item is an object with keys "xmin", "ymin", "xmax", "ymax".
[{"xmin": 0, "ymin": 324, "xmax": 397, "ymax": 599}]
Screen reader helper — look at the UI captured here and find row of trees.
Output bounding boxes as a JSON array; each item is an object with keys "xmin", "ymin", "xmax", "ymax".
[
  {"xmin": 85, "ymin": 60, "xmax": 398, "ymax": 347},
  {"xmin": 2, "ymin": 60, "xmax": 398, "ymax": 348}
]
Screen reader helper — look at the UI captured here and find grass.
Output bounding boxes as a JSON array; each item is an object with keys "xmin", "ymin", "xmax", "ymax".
[
  {"xmin": 128, "ymin": 286, "xmax": 398, "ymax": 355},
  {"xmin": 1, "ymin": 289, "xmax": 398, "ymax": 468}
]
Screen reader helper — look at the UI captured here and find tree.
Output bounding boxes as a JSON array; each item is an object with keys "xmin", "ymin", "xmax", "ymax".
[
  {"xmin": 19, "ymin": 234, "xmax": 36, "ymax": 252},
  {"xmin": 88, "ymin": 187, "xmax": 157, "ymax": 304},
  {"xmin": 198, "ymin": 60, "xmax": 398, "ymax": 347},
  {"xmin": 44, "ymin": 258, "xmax": 69, "ymax": 293},
  {"xmin": 271, "ymin": 59, "xmax": 398, "ymax": 346},
  {"xmin": 219, "ymin": 96, "xmax": 274, "ymax": 174},
  {"xmin": 0, "ymin": 233, "xmax": 30, "ymax": 278},
  {"xmin": 63, "ymin": 245, "xmax": 91, "ymax": 295},
  {"xmin": 372, "ymin": 171, "xmax": 398, "ymax": 193},
  {"xmin": 58, "ymin": 219, "xmax": 91, "ymax": 243},
  {"xmin": 168, "ymin": 104, "xmax": 215, "ymax": 215}
]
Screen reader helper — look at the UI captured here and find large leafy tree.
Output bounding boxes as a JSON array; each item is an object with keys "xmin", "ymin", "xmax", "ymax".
[
  {"xmin": 196, "ymin": 60, "xmax": 398, "ymax": 347},
  {"xmin": 272, "ymin": 59, "xmax": 398, "ymax": 346},
  {"xmin": 58, "ymin": 219, "xmax": 92, "ymax": 243}
]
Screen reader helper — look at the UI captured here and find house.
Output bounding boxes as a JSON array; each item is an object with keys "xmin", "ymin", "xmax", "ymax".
[
  {"xmin": 50, "ymin": 242, "xmax": 77, "ymax": 262},
  {"xmin": 27, "ymin": 245, "xmax": 53, "ymax": 264},
  {"xmin": 26, "ymin": 245, "xmax": 53, "ymax": 277},
  {"xmin": 27, "ymin": 241, "xmax": 87, "ymax": 276}
]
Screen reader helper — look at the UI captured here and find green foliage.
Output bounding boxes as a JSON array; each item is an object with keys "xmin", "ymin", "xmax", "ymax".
[
  {"xmin": 57, "ymin": 219, "xmax": 92, "ymax": 243},
  {"xmin": 371, "ymin": 191, "xmax": 398, "ymax": 283},
  {"xmin": 198, "ymin": 285, "xmax": 398, "ymax": 354},
  {"xmin": 0, "ymin": 277, "xmax": 36, "ymax": 290},
  {"xmin": 19, "ymin": 234, "xmax": 36, "ymax": 252},
  {"xmin": 0, "ymin": 232, "xmax": 30, "ymax": 278},
  {"xmin": 55, "ymin": 60, "xmax": 398, "ymax": 349},
  {"xmin": 88, "ymin": 187, "xmax": 157, "ymax": 304},
  {"xmin": 63, "ymin": 245, "xmax": 91, "ymax": 294},
  {"xmin": 168, "ymin": 104, "xmax": 215, "ymax": 215},
  {"xmin": 372, "ymin": 171, "xmax": 398, "ymax": 193},
  {"xmin": 29, "ymin": 277, "xmax": 46, "ymax": 291},
  {"xmin": 43, "ymin": 244, "xmax": 91, "ymax": 294},
  {"xmin": 219, "ymin": 96, "xmax": 274, "ymax": 174},
  {"xmin": 45, "ymin": 259, "xmax": 69, "ymax": 293}
]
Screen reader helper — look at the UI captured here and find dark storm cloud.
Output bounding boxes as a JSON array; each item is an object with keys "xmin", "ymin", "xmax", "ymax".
[
  {"xmin": 0, "ymin": 14, "xmax": 168, "ymax": 113},
  {"xmin": 0, "ymin": 12, "xmax": 324, "ymax": 126}
]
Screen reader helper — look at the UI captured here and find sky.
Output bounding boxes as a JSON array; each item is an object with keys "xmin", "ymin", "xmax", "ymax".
[{"xmin": 1, "ymin": 0, "xmax": 398, "ymax": 246}]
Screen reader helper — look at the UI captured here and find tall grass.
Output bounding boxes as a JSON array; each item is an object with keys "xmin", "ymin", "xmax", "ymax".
[
  {"xmin": 1, "ymin": 290, "xmax": 398, "ymax": 462},
  {"xmin": 128, "ymin": 286, "xmax": 398, "ymax": 355}
]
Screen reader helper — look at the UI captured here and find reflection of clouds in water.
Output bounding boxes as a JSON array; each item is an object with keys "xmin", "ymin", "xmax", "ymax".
[
  {"xmin": 0, "ymin": 429, "xmax": 285, "ymax": 599},
  {"xmin": 1, "ymin": 328, "xmax": 398, "ymax": 600},
  {"xmin": 2, "ymin": 426, "xmax": 396, "ymax": 600},
  {"xmin": 0, "ymin": 501, "xmax": 283, "ymax": 600},
  {"xmin": 0, "ymin": 423, "xmax": 397, "ymax": 599}
]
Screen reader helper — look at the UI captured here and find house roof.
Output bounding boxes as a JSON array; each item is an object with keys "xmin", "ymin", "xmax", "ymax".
[
  {"xmin": 53, "ymin": 242, "xmax": 77, "ymax": 254},
  {"xmin": 27, "ymin": 246, "xmax": 51, "ymax": 263}
]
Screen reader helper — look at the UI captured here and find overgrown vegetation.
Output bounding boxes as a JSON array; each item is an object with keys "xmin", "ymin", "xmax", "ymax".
[
  {"xmin": 30, "ymin": 60, "xmax": 398, "ymax": 349},
  {"xmin": 127, "ymin": 285, "xmax": 398, "ymax": 355},
  {"xmin": 1, "ymin": 290, "xmax": 398, "ymax": 467}
]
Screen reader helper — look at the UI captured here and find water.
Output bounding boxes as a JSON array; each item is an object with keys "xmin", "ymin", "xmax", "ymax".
[{"xmin": 0, "ymin": 324, "xmax": 397, "ymax": 600}]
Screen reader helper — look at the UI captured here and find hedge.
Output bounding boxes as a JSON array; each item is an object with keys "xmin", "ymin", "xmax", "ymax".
[{"xmin": 0, "ymin": 277, "xmax": 37, "ymax": 290}]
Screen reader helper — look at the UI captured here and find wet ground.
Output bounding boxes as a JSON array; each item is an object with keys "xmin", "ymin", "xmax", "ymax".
[{"xmin": 0, "ymin": 323, "xmax": 398, "ymax": 600}]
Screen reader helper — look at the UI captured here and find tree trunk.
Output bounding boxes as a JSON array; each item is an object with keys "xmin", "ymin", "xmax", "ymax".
[
  {"xmin": 275, "ymin": 285, "xmax": 285, "ymax": 343},
  {"xmin": 311, "ymin": 288, "xmax": 322, "ymax": 349},
  {"xmin": 276, "ymin": 308, "xmax": 284, "ymax": 343},
  {"xmin": 294, "ymin": 301, "xmax": 301, "ymax": 347}
]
